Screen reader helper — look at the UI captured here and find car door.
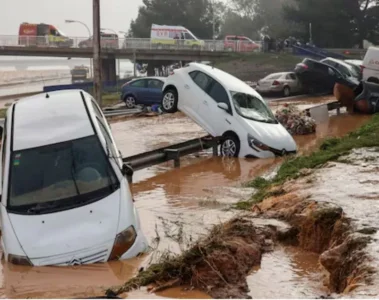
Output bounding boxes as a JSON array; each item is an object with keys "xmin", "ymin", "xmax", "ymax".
[
  {"xmin": 147, "ymin": 79, "xmax": 164, "ymax": 104},
  {"xmin": 185, "ymin": 71, "xmax": 214, "ymax": 133},
  {"xmin": 239, "ymin": 37, "xmax": 251, "ymax": 52},
  {"xmin": 128, "ymin": 79, "xmax": 148, "ymax": 103},
  {"xmin": 196, "ymin": 73, "xmax": 234, "ymax": 137}
]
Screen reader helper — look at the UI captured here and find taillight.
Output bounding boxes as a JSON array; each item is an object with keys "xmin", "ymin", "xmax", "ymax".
[
  {"xmin": 272, "ymin": 80, "xmax": 281, "ymax": 86},
  {"xmin": 297, "ymin": 63, "xmax": 308, "ymax": 69}
]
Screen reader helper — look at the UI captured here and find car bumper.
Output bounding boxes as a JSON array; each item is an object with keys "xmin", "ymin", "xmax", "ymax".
[
  {"xmin": 256, "ymin": 86, "xmax": 283, "ymax": 93},
  {"xmin": 239, "ymin": 140, "xmax": 297, "ymax": 159}
]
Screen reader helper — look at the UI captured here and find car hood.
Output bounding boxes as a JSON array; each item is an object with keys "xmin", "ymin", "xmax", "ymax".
[{"xmin": 242, "ymin": 118, "xmax": 297, "ymax": 152}]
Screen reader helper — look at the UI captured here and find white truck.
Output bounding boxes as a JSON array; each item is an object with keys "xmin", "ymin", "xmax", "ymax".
[
  {"xmin": 362, "ymin": 46, "xmax": 379, "ymax": 84},
  {"xmin": 150, "ymin": 24, "xmax": 204, "ymax": 49}
]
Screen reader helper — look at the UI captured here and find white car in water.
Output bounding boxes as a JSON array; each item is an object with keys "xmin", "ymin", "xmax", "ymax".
[
  {"xmin": 0, "ymin": 90, "xmax": 148, "ymax": 266},
  {"xmin": 161, "ymin": 63, "xmax": 297, "ymax": 158}
]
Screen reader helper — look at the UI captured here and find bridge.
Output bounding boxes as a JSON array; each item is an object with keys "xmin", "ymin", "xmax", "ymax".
[{"xmin": 0, "ymin": 35, "xmax": 232, "ymax": 79}]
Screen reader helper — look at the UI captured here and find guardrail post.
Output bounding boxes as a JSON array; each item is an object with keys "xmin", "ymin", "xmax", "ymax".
[
  {"xmin": 164, "ymin": 149, "xmax": 181, "ymax": 168},
  {"xmin": 336, "ymin": 103, "xmax": 341, "ymax": 115}
]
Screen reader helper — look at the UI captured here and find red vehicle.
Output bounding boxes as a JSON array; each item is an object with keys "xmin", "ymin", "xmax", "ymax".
[
  {"xmin": 18, "ymin": 23, "xmax": 73, "ymax": 47},
  {"xmin": 78, "ymin": 32, "xmax": 119, "ymax": 49},
  {"xmin": 223, "ymin": 35, "xmax": 260, "ymax": 52}
]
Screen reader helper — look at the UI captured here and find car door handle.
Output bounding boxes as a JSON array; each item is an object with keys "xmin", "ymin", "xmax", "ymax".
[{"xmin": 184, "ymin": 84, "xmax": 190, "ymax": 89}]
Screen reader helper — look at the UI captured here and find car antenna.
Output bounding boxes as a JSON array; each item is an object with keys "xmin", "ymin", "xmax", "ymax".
[{"xmin": 45, "ymin": 93, "xmax": 50, "ymax": 99}]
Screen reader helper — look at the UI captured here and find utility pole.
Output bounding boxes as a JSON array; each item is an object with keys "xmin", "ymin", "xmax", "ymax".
[{"xmin": 93, "ymin": 0, "xmax": 102, "ymax": 105}]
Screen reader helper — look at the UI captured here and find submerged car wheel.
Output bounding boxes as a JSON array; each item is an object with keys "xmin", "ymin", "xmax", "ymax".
[
  {"xmin": 124, "ymin": 95, "xmax": 136, "ymax": 108},
  {"xmin": 283, "ymin": 86, "xmax": 291, "ymax": 97},
  {"xmin": 220, "ymin": 134, "xmax": 240, "ymax": 157},
  {"xmin": 162, "ymin": 89, "xmax": 178, "ymax": 113}
]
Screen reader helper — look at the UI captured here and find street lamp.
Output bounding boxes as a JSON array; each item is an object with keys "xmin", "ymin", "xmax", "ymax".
[{"xmin": 65, "ymin": 19, "xmax": 93, "ymax": 78}]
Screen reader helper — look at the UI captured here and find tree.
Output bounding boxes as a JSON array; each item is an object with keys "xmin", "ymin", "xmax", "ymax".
[
  {"xmin": 128, "ymin": 0, "xmax": 223, "ymax": 39},
  {"xmin": 283, "ymin": 0, "xmax": 379, "ymax": 48}
]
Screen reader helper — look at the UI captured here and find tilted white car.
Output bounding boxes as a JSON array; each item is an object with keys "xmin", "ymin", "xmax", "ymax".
[
  {"xmin": 0, "ymin": 90, "xmax": 148, "ymax": 266},
  {"xmin": 161, "ymin": 63, "xmax": 297, "ymax": 158}
]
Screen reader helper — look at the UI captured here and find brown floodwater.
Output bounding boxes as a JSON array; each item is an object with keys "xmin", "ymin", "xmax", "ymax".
[{"xmin": 0, "ymin": 99, "xmax": 371, "ymax": 298}]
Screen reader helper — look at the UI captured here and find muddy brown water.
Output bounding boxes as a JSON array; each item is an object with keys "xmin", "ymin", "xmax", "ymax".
[{"xmin": 0, "ymin": 99, "xmax": 371, "ymax": 298}]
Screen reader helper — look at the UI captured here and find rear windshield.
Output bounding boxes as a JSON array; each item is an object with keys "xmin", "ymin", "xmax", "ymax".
[
  {"xmin": 263, "ymin": 74, "xmax": 282, "ymax": 80},
  {"xmin": 8, "ymin": 135, "xmax": 119, "ymax": 213}
]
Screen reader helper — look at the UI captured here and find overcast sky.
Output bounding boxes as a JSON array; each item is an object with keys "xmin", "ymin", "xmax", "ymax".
[{"xmin": 0, "ymin": 0, "xmax": 143, "ymax": 36}]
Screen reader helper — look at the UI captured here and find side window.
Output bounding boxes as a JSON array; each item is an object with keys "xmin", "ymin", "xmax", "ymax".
[
  {"xmin": 96, "ymin": 118, "xmax": 118, "ymax": 159},
  {"xmin": 336, "ymin": 64, "xmax": 350, "ymax": 75},
  {"xmin": 285, "ymin": 74, "xmax": 292, "ymax": 80},
  {"xmin": 1, "ymin": 118, "xmax": 7, "ymax": 192},
  {"xmin": 191, "ymin": 71, "xmax": 212, "ymax": 91},
  {"xmin": 207, "ymin": 80, "xmax": 231, "ymax": 111},
  {"xmin": 91, "ymin": 99, "xmax": 104, "ymax": 120},
  {"xmin": 148, "ymin": 79, "xmax": 164, "ymax": 89},
  {"xmin": 184, "ymin": 32, "xmax": 194, "ymax": 40},
  {"xmin": 129, "ymin": 80, "xmax": 146, "ymax": 88},
  {"xmin": 189, "ymin": 71, "xmax": 198, "ymax": 80},
  {"xmin": 289, "ymin": 73, "xmax": 297, "ymax": 80}
]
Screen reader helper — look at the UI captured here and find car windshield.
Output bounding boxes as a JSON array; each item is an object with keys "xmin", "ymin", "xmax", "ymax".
[
  {"xmin": 230, "ymin": 91, "xmax": 277, "ymax": 123},
  {"xmin": 8, "ymin": 135, "xmax": 119, "ymax": 212},
  {"xmin": 345, "ymin": 63, "xmax": 361, "ymax": 78}
]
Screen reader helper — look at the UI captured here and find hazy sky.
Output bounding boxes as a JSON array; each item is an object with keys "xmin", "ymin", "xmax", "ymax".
[{"xmin": 0, "ymin": 0, "xmax": 143, "ymax": 36}]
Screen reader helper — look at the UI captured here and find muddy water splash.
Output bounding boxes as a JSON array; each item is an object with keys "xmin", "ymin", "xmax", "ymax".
[{"xmin": 0, "ymin": 107, "xmax": 370, "ymax": 298}]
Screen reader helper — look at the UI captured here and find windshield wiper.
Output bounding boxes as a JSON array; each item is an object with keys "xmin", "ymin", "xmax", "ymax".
[
  {"xmin": 70, "ymin": 147, "xmax": 80, "ymax": 196},
  {"xmin": 26, "ymin": 202, "xmax": 63, "ymax": 214}
]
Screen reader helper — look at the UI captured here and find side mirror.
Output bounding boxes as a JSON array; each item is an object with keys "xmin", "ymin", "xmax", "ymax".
[
  {"xmin": 217, "ymin": 102, "xmax": 229, "ymax": 111},
  {"xmin": 121, "ymin": 163, "xmax": 134, "ymax": 177}
]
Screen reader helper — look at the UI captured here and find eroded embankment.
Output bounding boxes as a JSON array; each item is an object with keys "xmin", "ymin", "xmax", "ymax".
[{"xmin": 106, "ymin": 115, "xmax": 379, "ymax": 298}]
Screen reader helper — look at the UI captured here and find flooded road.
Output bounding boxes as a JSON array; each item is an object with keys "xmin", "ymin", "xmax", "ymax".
[{"xmin": 0, "ymin": 105, "xmax": 371, "ymax": 298}]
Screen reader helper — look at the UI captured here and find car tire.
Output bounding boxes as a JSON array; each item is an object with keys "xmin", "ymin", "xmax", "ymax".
[
  {"xmin": 124, "ymin": 95, "xmax": 136, "ymax": 108},
  {"xmin": 161, "ymin": 89, "xmax": 178, "ymax": 113},
  {"xmin": 220, "ymin": 134, "xmax": 240, "ymax": 157},
  {"xmin": 283, "ymin": 86, "xmax": 291, "ymax": 97},
  {"xmin": 367, "ymin": 77, "xmax": 379, "ymax": 84}
]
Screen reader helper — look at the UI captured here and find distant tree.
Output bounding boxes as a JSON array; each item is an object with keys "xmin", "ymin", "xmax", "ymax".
[
  {"xmin": 283, "ymin": 0, "xmax": 379, "ymax": 48},
  {"xmin": 218, "ymin": 10, "xmax": 260, "ymax": 40},
  {"xmin": 128, "ymin": 0, "xmax": 224, "ymax": 39}
]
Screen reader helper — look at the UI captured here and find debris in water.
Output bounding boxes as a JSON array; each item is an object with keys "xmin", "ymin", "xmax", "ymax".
[{"xmin": 275, "ymin": 103, "xmax": 316, "ymax": 135}]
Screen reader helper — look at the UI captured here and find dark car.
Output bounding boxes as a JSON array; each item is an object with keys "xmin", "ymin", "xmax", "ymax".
[
  {"xmin": 294, "ymin": 58, "xmax": 348, "ymax": 94},
  {"xmin": 120, "ymin": 77, "xmax": 166, "ymax": 108}
]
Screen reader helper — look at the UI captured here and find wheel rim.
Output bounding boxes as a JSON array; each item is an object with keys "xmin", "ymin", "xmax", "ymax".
[
  {"xmin": 284, "ymin": 88, "xmax": 290, "ymax": 97},
  {"xmin": 125, "ymin": 97, "xmax": 135, "ymax": 108},
  {"xmin": 221, "ymin": 139, "xmax": 237, "ymax": 157},
  {"xmin": 162, "ymin": 92, "xmax": 175, "ymax": 110}
]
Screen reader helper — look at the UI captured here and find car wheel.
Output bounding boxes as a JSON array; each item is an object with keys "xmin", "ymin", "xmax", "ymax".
[
  {"xmin": 220, "ymin": 134, "xmax": 240, "ymax": 157},
  {"xmin": 283, "ymin": 86, "xmax": 291, "ymax": 97},
  {"xmin": 367, "ymin": 77, "xmax": 379, "ymax": 84},
  {"xmin": 124, "ymin": 95, "xmax": 136, "ymax": 108},
  {"xmin": 162, "ymin": 89, "xmax": 178, "ymax": 113}
]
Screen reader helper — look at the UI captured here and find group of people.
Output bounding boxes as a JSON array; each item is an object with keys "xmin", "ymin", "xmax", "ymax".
[{"xmin": 261, "ymin": 35, "xmax": 314, "ymax": 53}]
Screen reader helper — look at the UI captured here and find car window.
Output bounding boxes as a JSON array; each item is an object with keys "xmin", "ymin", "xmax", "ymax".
[
  {"xmin": 264, "ymin": 74, "xmax": 282, "ymax": 80},
  {"xmin": 96, "ymin": 117, "xmax": 119, "ymax": 160},
  {"xmin": 129, "ymin": 80, "xmax": 145, "ymax": 88},
  {"xmin": 207, "ymin": 80, "xmax": 231, "ymax": 112},
  {"xmin": 346, "ymin": 63, "xmax": 360, "ymax": 77},
  {"xmin": 231, "ymin": 91, "xmax": 277, "ymax": 124},
  {"xmin": 147, "ymin": 79, "xmax": 164, "ymax": 89},
  {"xmin": 189, "ymin": 71, "xmax": 198, "ymax": 79},
  {"xmin": 335, "ymin": 64, "xmax": 351, "ymax": 76},
  {"xmin": 1, "ymin": 117, "xmax": 7, "ymax": 197},
  {"xmin": 184, "ymin": 32, "xmax": 194, "ymax": 40},
  {"xmin": 91, "ymin": 99, "xmax": 104, "ymax": 120},
  {"xmin": 288, "ymin": 73, "xmax": 297, "ymax": 80},
  {"xmin": 8, "ymin": 135, "xmax": 118, "ymax": 210},
  {"xmin": 191, "ymin": 71, "xmax": 212, "ymax": 91}
]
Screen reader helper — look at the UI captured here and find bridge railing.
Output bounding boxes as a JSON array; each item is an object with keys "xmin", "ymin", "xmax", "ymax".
[{"xmin": 0, "ymin": 35, "xmax": 263, "ymax": 52}]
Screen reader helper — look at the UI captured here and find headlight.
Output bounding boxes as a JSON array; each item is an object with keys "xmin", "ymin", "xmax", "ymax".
[
  {"xmin": 8, "ymin": 254, "xmax": 33, "ymax": 266},
  {"xmin": 247, "ymin": 134, "xmax": 270, "ymax": 151},
  {"xmin": 108, "ymin": 225, "xmax": 137, "ymax": 261}
]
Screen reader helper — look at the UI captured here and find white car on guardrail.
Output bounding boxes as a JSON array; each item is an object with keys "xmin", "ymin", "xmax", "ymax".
[
  {"xmin": 161, "ymin": 63, "xmax": 297, "ymax": 158},
  {"xmin": 0, "ymin": 90, "xmax": 147, "ymax": 266}
]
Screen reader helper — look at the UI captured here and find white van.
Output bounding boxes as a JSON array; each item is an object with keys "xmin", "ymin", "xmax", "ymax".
[
  {"xmin": 0, "ymin": 90, "xmax": 148, "ymax": 266},
  {"xmin": 150, "ymin": 24, "xmax": 204, "ymax": 49},
  {"xmin": 161, "ymin": 63, "xmax": 297, "ymax": 158},
  {"xmin": 362, "ymin": 46, "xmax": 379, "ymax": 83}
]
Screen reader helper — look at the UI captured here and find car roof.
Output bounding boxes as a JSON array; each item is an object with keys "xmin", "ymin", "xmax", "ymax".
[
  {"xmin": 189, "ymin": 62, "xmax": 261, "ymax": 96},
  {"xmin": 322, "ymin": 57, "xmax": 353, "ymax": 68},
  {"xmin": 12, "ymin": 89, "xmax": 95, "ymax": 151},
  {"xmin": 131, "ymin": 76, "xmax": 166, "ymax": 81}
]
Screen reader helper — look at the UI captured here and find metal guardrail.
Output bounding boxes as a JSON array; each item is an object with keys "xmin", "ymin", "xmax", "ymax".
[{"xmin": 0, "ymin": 35, "xmax": 263, "ymax": 52}]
